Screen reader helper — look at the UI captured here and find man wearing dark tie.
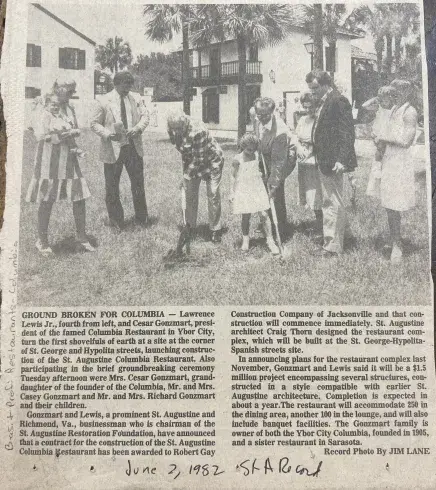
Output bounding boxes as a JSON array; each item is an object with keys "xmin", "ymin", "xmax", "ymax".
[{"xmin": 91, "ymin": 71, "xmax": 150, "ymax": 230}]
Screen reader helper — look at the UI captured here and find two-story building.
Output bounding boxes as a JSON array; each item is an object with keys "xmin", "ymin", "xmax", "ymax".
[
  {"xmin": 25, "ymin": 3, "xmax": 95, "ymax": 126},
  {"xmin": 188, "ymin": 27, "xmax": 360, "ymax": 137}
]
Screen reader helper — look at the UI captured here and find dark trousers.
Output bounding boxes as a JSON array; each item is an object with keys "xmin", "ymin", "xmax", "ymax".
[
  {"xmin": 104, "ymin": 144, "xmax": 148, "ymax": 227},
  {"xmin": 271, "ymin": 182, "xmax": 287, "ymax": 239}
]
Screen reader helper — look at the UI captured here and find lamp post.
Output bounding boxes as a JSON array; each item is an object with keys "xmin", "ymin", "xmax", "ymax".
[{"xmin": 304, "ymin": 41, "xmax": 314, "ymax": 70}]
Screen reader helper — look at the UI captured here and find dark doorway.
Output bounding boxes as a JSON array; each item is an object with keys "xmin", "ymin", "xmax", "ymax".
[{"xmin": 202, "ymin": 87, "xmax": 220, "ymax": 124}]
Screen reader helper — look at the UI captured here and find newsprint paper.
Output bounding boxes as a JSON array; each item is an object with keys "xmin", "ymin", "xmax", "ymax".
[{"xmin": 0, "ymin": 0, "xmax": 434, "ymax": 488}]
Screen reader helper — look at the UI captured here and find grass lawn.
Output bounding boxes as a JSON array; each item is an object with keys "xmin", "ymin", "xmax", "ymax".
[{"xmin": 18, "ymin": 129, "xmax": 431, "ymax": 306}]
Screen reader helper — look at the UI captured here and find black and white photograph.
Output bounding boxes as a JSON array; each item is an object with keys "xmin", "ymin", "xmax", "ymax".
[
  {"xmin": 1, "ymin": 2, "xmax": 435, "ymax": 489},
  {"xmin": 17, "ymin": 2, "xmax": 430, "ymax": 306}
]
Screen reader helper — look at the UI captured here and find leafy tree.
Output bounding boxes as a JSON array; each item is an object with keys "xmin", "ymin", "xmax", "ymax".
[
  {"xmin": 347, "ymin": 4, "xmax": 420, "ymax": 75},
  {"xmin": 299, "ymin": 4, "xmax": 365, "ymax": 75},
  {"xmin": 130, "ymin": 52, "xmax": 183, "ymax": 101},
  {"xmin": 344, "ymin": 5, "xmax": 387, "ymax": 73},
  {"xmin": 143, "ymin": 5, "xmax": 196, "ymax": 114},
  {"xmin": 189, "ymin": 4, "xmax": 302, "ymax": 137},
  {"xmin": 297, "ymin": 4, "xmax": 324, "ymax": 70},
  {"xmin": 389, "ymin": 3, "xmax": 420, "ymax": 72},
  {"xmin": 96, "ymin": 36, "xmax": 132, "ymax": 73}
]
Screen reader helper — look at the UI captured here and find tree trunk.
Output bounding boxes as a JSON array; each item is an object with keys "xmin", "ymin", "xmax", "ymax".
[
  {"xmin": 182, "ymin": 21, "xmax": 191, "ymax": 115},
  {"xmin": 313, "ymin": 4, "xmax": 324, "ymax": 70},
  {"xmin": 237, "ymin": 34, "xmax": 247, "ymax": 139},
  {"xmin": 394, "ymin": 35, "xmax": 402, "ymax": 73},
  {"xmin": 375, "ymin": 35, "xmax": 384, "ymax": 74},
  {"xmin": 328, "ymin": 41, "xmax": 336, "ymax": 82},
  {"xmin": 386, "ymin": 33, "xmax": 393, "ymax": 74}
]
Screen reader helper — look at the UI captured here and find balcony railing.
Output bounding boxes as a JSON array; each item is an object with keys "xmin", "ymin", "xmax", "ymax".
[{"xmin": 190, "ymin": 61, "xmax": 262, "ymax": 80}]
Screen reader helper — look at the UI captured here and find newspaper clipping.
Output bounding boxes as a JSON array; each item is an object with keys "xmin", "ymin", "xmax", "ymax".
[{"xmin": 0, "ymin": 1, "xmax": 434, "ymax": 488}]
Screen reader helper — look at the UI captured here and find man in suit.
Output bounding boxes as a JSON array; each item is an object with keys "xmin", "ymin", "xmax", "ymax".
[
  {"xmin": 91, "ymin": 71, "xmax": 150, "ymax": 229},
  {"xmin": 254, "ymin": 97, "xmax": 290, "ymax": 239},
  {"xmin": 306, "ymin": 70, "xmax": 357, "ymax": 256}
]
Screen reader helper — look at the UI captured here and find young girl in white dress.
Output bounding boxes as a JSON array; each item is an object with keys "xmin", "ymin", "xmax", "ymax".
[{"xmin": 230, "ymin": 134, "xmax": 279, "ymax": 254}]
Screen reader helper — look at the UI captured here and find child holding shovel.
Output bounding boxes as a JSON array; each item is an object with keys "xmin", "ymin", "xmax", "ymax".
[{"xmin": 230, "ymin": 134, "xmax": 279, "ymax": 254}]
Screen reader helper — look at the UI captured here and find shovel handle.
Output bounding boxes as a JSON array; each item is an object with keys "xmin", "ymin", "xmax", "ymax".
[
  {"xmin": 259, "ymin": 152, "xmax": 284, "ymax": 256},
  {"xmin": 180, "ymin": 184, "xmax": 187, "ymax": 226},
  {"xmin": 269, "ymin": 197, "xmax": 283, "ymax": 254}
]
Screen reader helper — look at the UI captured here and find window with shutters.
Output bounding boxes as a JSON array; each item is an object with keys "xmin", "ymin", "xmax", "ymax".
[
  {"xmin": 26, "ymin": 44, "xmax": 41, "ymax": 67},
  {"xmin": 325, "ymin": 46, "xmax": 337, "ymax": 73},
  {"xmin": 202, "ymin": 89, "xmax": 220, "ymax": 124},
  {"xmin": 25, "ymin": 87, "xmax": 41, "ymax": 99},
  {"xmin": 59, "ymin": 48, "xmax": 86, "ymax": 70}
]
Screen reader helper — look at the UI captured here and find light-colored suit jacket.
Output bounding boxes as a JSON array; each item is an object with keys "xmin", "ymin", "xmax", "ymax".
[
  {"xmin": 254, "ymin": 115, "xmax": 290, "ymax": 189},
  {"xmin": 90, "ymin": 90, "xmax": 149, "ymax": 163}
]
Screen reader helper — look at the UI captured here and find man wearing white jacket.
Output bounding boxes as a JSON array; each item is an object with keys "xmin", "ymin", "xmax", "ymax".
[{"xmin": 91, "ymin": 71, "xmax": 150, "ymax": 229}]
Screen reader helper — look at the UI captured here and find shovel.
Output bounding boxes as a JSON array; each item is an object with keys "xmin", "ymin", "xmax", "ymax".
[
  {"xmin": 269, "ymin": 197, "xmax": 284, "ymax": 258},
  {"xmin": 258, "ymin": 152, "xmax": 286, "ymax": 260},
  {"xmin": 163, "ymin": 185, "xmax": 191, "ymax": 260},
  {"xmin": 162, "ymin": 183, "xmax": 208, "ymax": 269},
  {"xmin": 176, "ymin": 184, "xmax": 191, "ymax": 256}
]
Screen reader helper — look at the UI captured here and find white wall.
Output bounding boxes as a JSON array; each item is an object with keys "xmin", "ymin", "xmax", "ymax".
[
  {"xmin": 190, "ymin": 30, "xmax": 354, "ymax": 133},
  {"xmin": 147, "ymin": 101, "xmax": 183, "ymax": 133},
  {"xmin": 191, "ymin": 85, "xmax": 238, "ymax": 132},
  {"xmin": 191, "ymin": 91, "xmax": 203, "ymax": 122},
  {"xmin": 25, "ymin": 4, "xmax": 95, "ymax": 127},
  {"xmin": 335, "ymin": 37, "xmax": 352, "ymax": 100},
  {"xmin": 260, "ymin": 31, "xmax": 311, "ymax": 104},
  {"xmin": 260, "ymin": 32, "xmax": 353, "ymax": 104}
]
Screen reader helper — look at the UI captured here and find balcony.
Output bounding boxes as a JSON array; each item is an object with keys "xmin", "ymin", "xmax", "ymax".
[{"xmin": 189, "ymin": 61, "xmax": 263, "ymax": 86}]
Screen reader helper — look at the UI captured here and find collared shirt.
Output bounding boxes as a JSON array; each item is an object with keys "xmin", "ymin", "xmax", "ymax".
[
  {"xmin": 113, "ymin": 91, "xmax": 133, "ymax": 129},
  {"xmin": 174, "ymin": 121, "xmax": 224, "ymax": 180},
  {"xmin": 259, "ymin": 117, "xmax": 273, "ymax": 139}
]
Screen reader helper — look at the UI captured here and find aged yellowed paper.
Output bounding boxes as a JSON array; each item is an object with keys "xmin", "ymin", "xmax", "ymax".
[{"xmin": 0, "ymin": 1, "xmax": 434, "ymax": 488}]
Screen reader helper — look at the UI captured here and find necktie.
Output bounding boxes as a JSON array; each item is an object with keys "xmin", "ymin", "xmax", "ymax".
[
  {"xmin": 120, "ymin": 96, "xmax": 128, "ymax": 129},
  {"xmin": 259, "ymin": 124, "xmax": 266, "ymax": 140}
]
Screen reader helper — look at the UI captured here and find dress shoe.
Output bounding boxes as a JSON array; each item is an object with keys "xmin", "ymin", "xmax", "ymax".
[
  {"xmin": 210, "ymin": 230, "xmax": 222, "ymax": 243},
  {"xmin": 312, "ymin": 232, "xmax": 324, "ymax": 246},
  {"xmin": 77, "ymin": 241, "xmax": 96, "ymax": 252},
  {"xmin": 266, "ymin": 237, "xmax": 280, "ymax": 255}
]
